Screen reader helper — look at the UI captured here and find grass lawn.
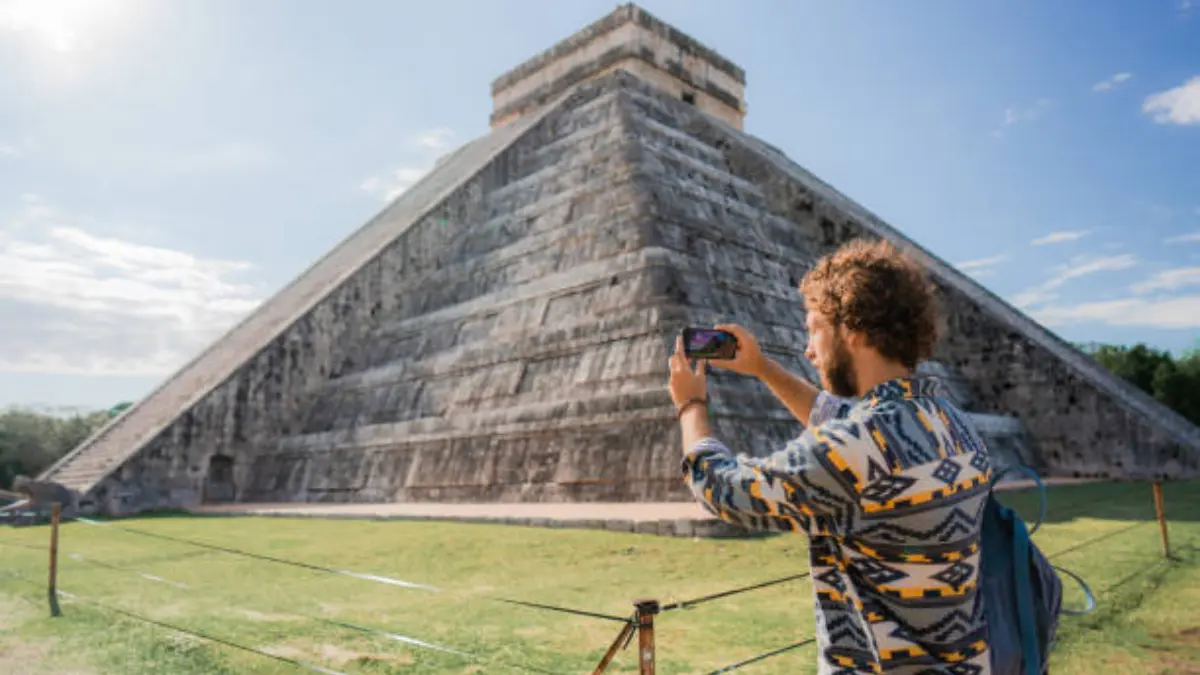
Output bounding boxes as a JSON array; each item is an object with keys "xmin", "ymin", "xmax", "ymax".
[{"xmin": 2, "ymin": 481, "xmax": 1199, "ymax": 675}]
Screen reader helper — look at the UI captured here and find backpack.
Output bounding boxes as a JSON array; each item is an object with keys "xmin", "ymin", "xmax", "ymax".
[{"xmin": 980, "ymin": 466, "xmax": 1096, "ymax": 675}]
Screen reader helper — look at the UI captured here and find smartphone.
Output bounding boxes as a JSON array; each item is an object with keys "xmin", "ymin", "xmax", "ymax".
[{"xmin": 681, "ymin": 327, "xmax": 738, "ymax": 360}]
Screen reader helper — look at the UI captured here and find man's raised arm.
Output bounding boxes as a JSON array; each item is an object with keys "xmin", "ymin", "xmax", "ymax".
[
  {"xmin": 710, "ymin": 324, "xmax": 854, "ymax": 428},
  {"xmin": 678, "ymin": 407, "xmax": 861, "ymax": 532}
]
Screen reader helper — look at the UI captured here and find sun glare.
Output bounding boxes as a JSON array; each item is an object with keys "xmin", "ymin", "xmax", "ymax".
[{"xmin": 0, "ymin": 0, "xmax": 120, "ymax": 52}]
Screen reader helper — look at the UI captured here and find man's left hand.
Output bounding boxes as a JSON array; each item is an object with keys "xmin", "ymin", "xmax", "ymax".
[{"xmin": 669, "ymin": 336, "xmax": 708, "ymax": 411}]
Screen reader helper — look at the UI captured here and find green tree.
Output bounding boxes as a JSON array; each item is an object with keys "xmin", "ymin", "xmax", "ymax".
[
  {"xmin": 0, "ymin": 407, "xmax": 109, "ymax": 489},
  {"xmin": 1081, "ymin": 341, "xmax": 1200, "ymax": 427}
]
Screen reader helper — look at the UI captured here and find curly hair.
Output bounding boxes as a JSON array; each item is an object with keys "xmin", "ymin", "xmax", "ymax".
[{"xmin": 799, "ymin": 238, "xmax": 939, "ymax": 369}]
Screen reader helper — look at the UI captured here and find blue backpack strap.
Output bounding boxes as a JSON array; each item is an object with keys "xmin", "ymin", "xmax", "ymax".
[
  {"xmin": 1052, "ymin": 565, "xmax": 1097, "ymax": 616},
  {"xmin": 1007, "ymin": 510, "xmax": 1044, "ymax": 675},
  {"xmin": 991, "ymin": 465, "xmax": 1046, "ymax": 535},
  {"xmin": 993, "ymin": 464, "xmax": 1097, "ymax": 619}
]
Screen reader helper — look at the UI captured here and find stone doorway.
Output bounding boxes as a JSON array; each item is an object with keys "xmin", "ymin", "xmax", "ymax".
[{"xmin": 204, "ymin": 454, "xmax": 236, "ymax": 504}]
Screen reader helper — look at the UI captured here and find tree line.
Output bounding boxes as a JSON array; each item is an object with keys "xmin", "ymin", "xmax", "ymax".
[
  {"xmin": 0, "ymin": 407, "xmax": 117, "ymax": 491},
  {"xmin": 1, "ymin": 342, "xmax": 1198, "ymax": 490},
  {"xmin": 1077, "ymin": 342, "xmax": 1200, "ymax": 426}
]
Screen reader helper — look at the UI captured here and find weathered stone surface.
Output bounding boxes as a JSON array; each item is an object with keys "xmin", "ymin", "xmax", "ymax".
[
  {"xmin": 42, "ymin": 9, "xmax": 1200, "ymax": 518},
  {"xmin": 490, "ymin": 4, "xmax": 745, "ymax": 129}
]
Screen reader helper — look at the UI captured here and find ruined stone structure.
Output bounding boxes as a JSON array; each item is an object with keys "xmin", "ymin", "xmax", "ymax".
[{"xmin": 41, "ymin": 4, "xmax": 1200, "ymax": 516}]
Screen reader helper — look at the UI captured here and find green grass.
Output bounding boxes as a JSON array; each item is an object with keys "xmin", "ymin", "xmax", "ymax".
[{"xmin": 1, "ymin": 481, "xmax": 1199, "ymax": 674}]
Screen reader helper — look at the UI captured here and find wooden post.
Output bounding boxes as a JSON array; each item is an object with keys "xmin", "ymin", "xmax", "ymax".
[
  {"xmin": 48, "ymin": 502, "xmax": 62, "ymax": 617},
  {"xmin": 1152, "ymin": 482, "xmax": 1171, "ymax": 559},
  {"xmin": 635, "ymin": 599, "xmax": 659, "ymax": 675},
  {"xmin": 590, "ymin": 621, "xmax": 635, "ymax": 675}
]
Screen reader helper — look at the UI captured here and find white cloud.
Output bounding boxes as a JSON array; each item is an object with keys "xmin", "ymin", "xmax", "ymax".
[
  {"xmin": 954, "ymin": 254, "xmax": 1007, "ymax": 278},
  {"xmin": 1009, "ymin": 253, "xmax": 1137, "ymax": 310},
  {"xmin": 0, "ymin": 143, "xmax": 19, "ymax": 158},
  {"xmin": 360, "ymin": 167, "xmax": 429, "ymax": 203},
  {"xmin": 1165, "ymin": 231, "xmax": 1200, "ymax": 244},
  {"xmin": 991, "ymin": 99, "xmax": 1051, "ymax": 136},
  {"xmin": 413, "ymin": 128, "xmax": 456, "ymax": 151},
  {"xmin": 1092, "ymin": 72, "xmax": 1133, "ymax": 92},
  {"xmin": 1142, "ymin": 75, "xmax": 1200, "ymax": 125},
  {"xmin": 1042, "ymin": 253, "xmax": 1137, "ymax": 289},
  {"xmin": 1131, "ymin": 267, "xmax": 1200, "ymax": 294},
  {"xmin": 360, "ymin": 128, "xmax": 459, "ymax": 203},
  {"xmin": 1011, "ymin": 287, "xmax": 1059, "ymax": 309},
  {"xmin": 1031, "ymin": 295, "xmax": 1200, "ymax": 329},
  {"xmin": 0, "ymin": 196, "xmax": 263, "ymax": 376},
  {"xmin": 1030, "ymin": 229, "xmax": 1091, "ymax": 246}
]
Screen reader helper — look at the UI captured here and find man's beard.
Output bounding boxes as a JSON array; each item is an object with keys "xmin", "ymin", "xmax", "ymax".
[{"xmin": 822, "ymin": 336, "xmax": 858, "ymax": 398}]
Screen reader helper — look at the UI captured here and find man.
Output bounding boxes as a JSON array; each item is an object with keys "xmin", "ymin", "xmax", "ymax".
[{"xmin": 669, "ymin": 238, "xmax": 992, "ymax": 675}]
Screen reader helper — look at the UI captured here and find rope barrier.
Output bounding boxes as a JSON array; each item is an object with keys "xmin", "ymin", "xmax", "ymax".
[
  {"xmin": 2, "ymin": 570, "xmax": 348, "ymax": 675},
  {"xmin": 0, "ymin": 540, "xmax": 42, "ymax": 551},
  {"xmin": 76, "ymin": 517, "xmax": 632, "ymax": 625},
  {"xmin": 1047, "ymin": 521, "xmax": 1149, "ymax": 560},
  {"xmin": 659, "ymin": 571, "xmax": 810, "ymax": 613},
  {"xmin": 702, "ymin": 638, "xmax": 817, "ymax": 674},
  {"xmin": 9, "ymin": 545, "xmax": 574, "ymax": 675}
]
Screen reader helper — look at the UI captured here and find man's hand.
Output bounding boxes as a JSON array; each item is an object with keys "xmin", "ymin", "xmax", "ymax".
[
  {"xmin": 669, "ymin": 336, "xmax": 708, "ymax": 410},
  {"xmin": 670, "ymin": 336, "xmax": 713, "ymax": 452},
  {"xmin": 708, "ymin": 322, "xmax": 824, "ymax": 426},
  {"xmin": 709, "ymin": 323, "xmax": 768, "ymax": 378}
]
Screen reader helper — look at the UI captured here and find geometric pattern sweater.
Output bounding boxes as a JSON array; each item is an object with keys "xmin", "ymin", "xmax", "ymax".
[{"xmin": 681, "ymin": 376, "xmax": 993, "ymax": 674}]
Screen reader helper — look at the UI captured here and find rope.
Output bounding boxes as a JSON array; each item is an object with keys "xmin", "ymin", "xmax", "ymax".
[
  {"xmin": 659, "ymin": 572, "xmax": 810, "ymax": 613},
  {"xmin": 702, "ymin": 638, "xmax": 816, "ymax": 674},
  {"xmin": 0, "ymin": 540, "xmax": 43, "ymax": 551},
  {"xmin": 1047, "ymin": 521, "xmax": 1148, "ymax": 559},
  {"xmin": 1, "ymin": 571, "xmax": 347, "ymax": 675},
  {"xmin": 8, "ymin": 550, "xmax": 573, "ymax": 675},
  {"xmin": 77, "ymin": 517, "xmax": 631, "ymax": 624}
]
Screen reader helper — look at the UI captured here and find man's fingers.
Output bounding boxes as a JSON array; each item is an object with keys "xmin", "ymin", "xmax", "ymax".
[{"xmin": 669, "ymin": 336, "xmax": 685, "ymax": 372}]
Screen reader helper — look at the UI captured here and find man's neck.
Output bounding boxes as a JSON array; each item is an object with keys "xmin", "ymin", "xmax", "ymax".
[{"xmin": 854, "ymin": 361, "xmax": 913, "ymax": 397}]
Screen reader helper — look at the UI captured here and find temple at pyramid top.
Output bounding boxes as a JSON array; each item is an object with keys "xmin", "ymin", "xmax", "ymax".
[{"xmin": 490, "ymin": 3, "xmax": 747, "ymax": 129}]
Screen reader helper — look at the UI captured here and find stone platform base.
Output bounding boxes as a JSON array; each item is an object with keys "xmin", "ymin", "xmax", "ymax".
[{"xmin": 188, "ymin": 478, "xmax": 1091, "ymax": 538}]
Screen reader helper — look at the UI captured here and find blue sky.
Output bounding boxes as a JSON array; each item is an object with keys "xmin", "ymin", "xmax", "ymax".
[{"xmin": 0, "ymin": 0, "xmax": 1198, "ymax": 410}]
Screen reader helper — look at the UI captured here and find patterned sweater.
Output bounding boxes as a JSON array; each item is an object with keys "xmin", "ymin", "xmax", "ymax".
[{"xmin": 682, "ymin": 376, "xmax": 993, "ymax": 675}]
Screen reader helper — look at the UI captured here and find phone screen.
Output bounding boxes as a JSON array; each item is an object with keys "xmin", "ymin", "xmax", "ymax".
[{"xmin": 682, "ymin": 328, "xmax": 738, "ymax": 360}]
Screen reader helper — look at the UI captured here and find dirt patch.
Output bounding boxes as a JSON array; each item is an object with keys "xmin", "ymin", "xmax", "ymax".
[
  {"xmin": 0, "ymin": 597, "xmax": 36, "ymax": 630},
  {"xmin": 0, "ymin": 636, "xmax": 51, "ymax": 666},
  {"xmin": 512, "ymin": 625, "xmax": 549, "ymax": 638},
  {"xmin": 238, "ymin": 609, "xmax": 304, "ymax": 622}
]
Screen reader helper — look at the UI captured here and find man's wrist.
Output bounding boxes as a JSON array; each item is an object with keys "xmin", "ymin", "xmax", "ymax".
[
  {"xmin": 756, "ymin": 356, "xmax": 780, "ymax": 381},
  {"xmin": 678, "ymin": 401, "xmax": 708, "ymax": 422}
]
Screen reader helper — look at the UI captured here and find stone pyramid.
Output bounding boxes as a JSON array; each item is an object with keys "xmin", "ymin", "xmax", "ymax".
[{"xmin": 43, "ymin": 4, "xmax": 1200, "ymax": 517}]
